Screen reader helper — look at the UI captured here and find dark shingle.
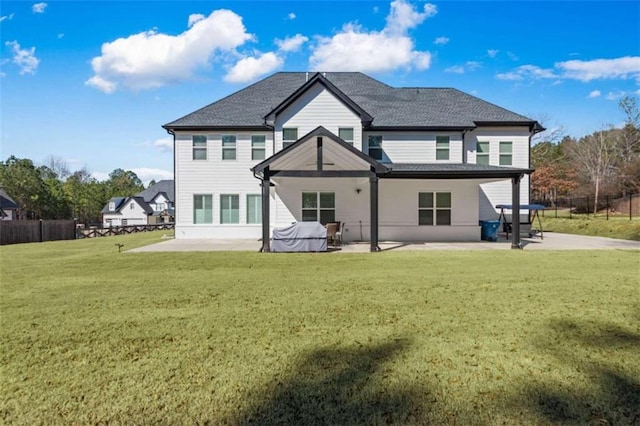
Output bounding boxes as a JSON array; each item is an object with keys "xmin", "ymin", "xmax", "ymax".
[
  {"xmin": 163, "ymin": 72, "xmax": 536, "ymax": 129},
  {"xmin": 136, "ymin": 180, "xmax": 174, "ymax": 203}
]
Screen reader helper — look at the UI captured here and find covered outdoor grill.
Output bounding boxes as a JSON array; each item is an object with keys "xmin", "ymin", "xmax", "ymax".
[{"xmin": 271, "ymin": 222, "xmax": 327, "ymax": 252}]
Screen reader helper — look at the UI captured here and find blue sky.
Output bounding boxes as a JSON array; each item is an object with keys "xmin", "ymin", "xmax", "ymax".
[{"xmin": 1, "ymin": 1, "xmax": 639, "ymax": 184}]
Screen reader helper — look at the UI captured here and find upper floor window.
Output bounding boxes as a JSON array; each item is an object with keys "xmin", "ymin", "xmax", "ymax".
[
  {"xmin": 222, "ymin": 135, "xmax": 236, "ymax": 160},
  {"xmin": 220, "ymin": 194, "xmax": 239, "ymax": 224},
  {"xmin": 251, "ymin": 135, "xmax": 266, "ymax": 160},
  {"xmin": 368, "ymin": 135, "xmax": 383, "ymax": 160},
  {"xmin": 499, "ymin": 141, "xmax": 512, "ymax": 166},
  {"xmin": 193, "ymin": 194, "xmax": 213, "ymax": 224},
  {"xmin": 108, "ymin": 201, "xmax": 115, "ymax": 211},
  {"xmin": 338, "ymin": 128, "xmax": 354, "ymax": 145},
  {"xmin": 129, "ymin": 203, "xmax": 134, "ymax": 210},
  {"xmin": 192, "ymin": 135, "xmax": 207, "ymax": 160},
  {"xmin": 418, "ymin": 192, "xmax": 451, "ymax": 226},
  {"xmin": 476, "ymin": 141, "xmax": 490, "ymax": 165},
  {"xmin": 154, "ymin": 203, "xmax": 166, "ymax": 212},
  {"xmin": 436, "ymin": 136, "xmax": 450, "ymax": 161},
  {"xmin": 283, "ymin": 128, "xmax": 298, "ymax": 149}
]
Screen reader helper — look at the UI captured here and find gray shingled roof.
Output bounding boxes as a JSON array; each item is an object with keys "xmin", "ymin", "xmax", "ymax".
[
  {"xmin": 136, "ymin": 180, "xmax": 174, "ymax": 203},
  {"xmin": 0, "ymin": 188, "xmax": 18, "ymax": 209},
  {"xmin": 163, "ymin": 72, "xmax": 537, "ymax": 129}
]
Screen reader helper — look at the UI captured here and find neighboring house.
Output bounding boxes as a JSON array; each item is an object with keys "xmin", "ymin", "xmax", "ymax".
[
  {"xmin": 101, "ymin": 180, "xmax": 175, "ymax": 227},
  {"xmin": 162, "ymin": 72, "xmax": 542, "ymax": 251},
  {"xmin": 0, "ymin": 188, "xmax": 19, "ymax": 220}
]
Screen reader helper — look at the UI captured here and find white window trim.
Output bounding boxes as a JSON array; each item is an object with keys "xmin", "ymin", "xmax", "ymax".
[
  {"xmin": 220, "ymin": 194, "xmax": 240, "ymax": 224},
  {"xmin": 499, "ymin": 141, "xmax": 513, "ymax": 166},
  {"xmin": 193, "ymin": 194, "xmax": 213, "ymax": 224},
  {"xmin": 301, "ymin": 192, "xmax": 335, "ymax": 224},
  {"xmin": 246, "ymin": 194, "xmax": 262, "ymax": 224},
  {"xmin": 368, "ymin": 135, "xmax": 383, "ymax": 161},
  {"xmin": 338, "ymin": 127, "xmax": 354, "ymax": 145},
  {"xmin": 436, "ymin": 136, "xmax": 450, "ymax": 161},
  {"xmin": 222, "ymin": 135, "xmax": 237, "ymax": 161},
  {"xmin": 251, "ymin": 135, "xmax": 266, "ymax": 161},
  {"xmin": 418, "ymin": 192, "xmax": 452, "ymax": 226},
  {"xmin": 476, "ymin": 141, "xmax": 490, "ymax": 165},
  {"xmin": 192, "ymin": 135, "xmax": 207, "ymax": 160},
  {"xmin": 282, "ymin": 128, "xmax": 298, "ymax": 149}
]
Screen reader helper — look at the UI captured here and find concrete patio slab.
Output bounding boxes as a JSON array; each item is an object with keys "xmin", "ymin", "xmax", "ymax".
[{"xmin": 128, "ymin": 232, "xmax": 639, "ymax": 253}]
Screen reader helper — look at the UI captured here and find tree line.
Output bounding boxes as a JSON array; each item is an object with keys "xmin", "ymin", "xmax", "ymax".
[
  {"xmin": 0, "ymin": 156, "xmax": 149, "ymax": 224},
  {"xmin": 531, "ymin": 96, "xmax": 640, "ymax": 212}
]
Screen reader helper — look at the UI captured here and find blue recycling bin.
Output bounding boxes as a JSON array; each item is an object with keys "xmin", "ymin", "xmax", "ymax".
[{"xmin": 479, "ymin": 220, "xmax": 500, "ymax": 242}]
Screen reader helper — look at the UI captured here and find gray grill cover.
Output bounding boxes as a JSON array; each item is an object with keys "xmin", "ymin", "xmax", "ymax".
[{"xmin": 271, "ymin": 222, "xmax": 327, "ymax": 252}]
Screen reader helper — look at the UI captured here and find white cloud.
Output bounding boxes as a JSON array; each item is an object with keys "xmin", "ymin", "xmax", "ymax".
[
  {"xmin": 146, "ymin": 137, "xmax": 173, "ymax": 152},
  {"xmin": 5, "ymin": 41, "xmax": 40, "ymax": 75},
  {"xmin": 187, "ymin": 13, "xmax": 205, "ymax": 27},
  {"xmin": 507, "ymin": 51, "xmax": 519, "ymax": 61},
  {"xmin": 445, "ymin": 65, "xmax": 464, "ymax": 74},
  {"xmin": 496, "ymin": 64, "xmax": 557, "ymax": 81},
  {"xmin": 434, "ymin": 36, "xmax": 449, "ymax": 45},
  {"xmin": 225, "ymin": 52, "xmax": 283, "ymax": 83},
  {"xmin": 445, "ymin": 61, "xmax": 481, "ymax": 74},
  {"xmin": 32, "ymin": 2, "xmax": 47, "ymax": 13},
  {"xmin": 131, "ymin": 168, "xmax": 173, "ymax": 184},
  {"xmin": 287, "ymin": 12, "xmax": 296, "ymax": 20},
  {"xmin": 497, "ymin": 56, "xmax": 640, "ymax": 84},
  {"xmin": 86, "ymin": 9, "xmax": 253, "ymax": 93},
  {"xmin": 91, "ymin": 171, "xmax": 110, "ymax": 182},
  {"xmin": 275, "ymin": 34, "xmax": 308, "ymax": 52},
  {"xmin": 309, "ymin": 0, "xmax": 435, "ymax": 72},
  {"xmin": 556, "ymin": 57, "xmax": 640, "ymax": 82},
  {"xmin": 587, "ymin": 90, "xmax": 601, "ymax": 98},
  {"xmin": 487, "ymin": 49, "xmax": 499, "ymax": 58},
  {"xmin": 0, "ymin": 13, "xmax": 15, "ymax": 23}
]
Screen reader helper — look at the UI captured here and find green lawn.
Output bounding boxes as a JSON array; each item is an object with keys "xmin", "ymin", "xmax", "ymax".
[
  {"xmin": 540, "ymin": 215, "xmax": 640, "ymax": 241},
  {"xmin": 1, "ymin": 232, "xmax": 639, "ymax": 424}
]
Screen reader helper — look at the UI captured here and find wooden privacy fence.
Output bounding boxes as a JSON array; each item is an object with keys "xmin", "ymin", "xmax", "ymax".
[
  {"xmin": 0, "ymin": 219, "xmax": 76, "ymax": 245},
  {"xmin": 79, "ymin": 223, "xmax": 174, "ymax": 238}
]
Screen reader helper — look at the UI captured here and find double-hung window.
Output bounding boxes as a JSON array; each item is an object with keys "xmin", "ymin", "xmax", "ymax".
[
  {"xmin": 222, "ymin": 135, "xmax": 236, "ymax": 160},
  {"xmin": 436, "ymin": 136, "xmax": 450, "ymax": 160},
  {"xmin": 476, "ymin": 141, "xmax": 490, "ymax": 165},
  {"xmin": 192, "ymin": 135, "xmax": 207, "ymax": 160},
  {"xmin": 499, "ymin": 142, "xmax": 512, "ymax": 166},
  {"xmin": 339, "ymin": 128, "xmax": 354, "ymax": 145},
  {"xmin": 251, "ymin": 135, "xmax": 266, "ymax": 160},
  {"xmin": 282, "ymin": 128, "xmax": 298, "ymax": 149},
  {"xmin": 220, "ymin": 194, "xmax": 239, "ymax": 224},
  {"xmin": 246, "ymin": 194, "xmax": 262, "ymax": 224},
  {"xmin": 301, "ymin": 192, "xmax": 335, "ymax": 224},
  {"xmin": 193, "ymin": 194, "xmax": 213, "ymax": 224},
  {"xmin": 418, "ymin": 192, "xmax": 451, "ymax": 226},
  {"xmin": 368, "ymin": 135, "xmax": 383, "ymax": 160}
]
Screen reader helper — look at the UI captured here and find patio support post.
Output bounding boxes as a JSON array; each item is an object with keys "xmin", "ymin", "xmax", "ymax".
[
  {"xmin": 261, "ymin": 169, "xmax": 271, "ymax": 252},
  {"xmin": 511, "ymin": 174, "xmax": 522, "ymax": 249},
  {"xmin": 370, "ymin": 175, "xmax": 380, "ymax": 252}
]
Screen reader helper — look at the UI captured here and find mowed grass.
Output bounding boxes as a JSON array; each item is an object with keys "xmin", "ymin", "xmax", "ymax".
[
  {"xmin": 540, "ymin": 215, "xmax": 640, "ymax": 241},
  {"xmin": 1, "ymin": 232, "xmax": 639, "ymax": 424}
]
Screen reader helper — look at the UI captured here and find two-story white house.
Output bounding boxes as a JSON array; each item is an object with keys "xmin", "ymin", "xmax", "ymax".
[
  {"xmin": 101, "ymin": 180, "xmax": 175, "ymax": 226},
  {"xmin": 163, "ymin": 72, "xmax": 542, "ymax": 251}
]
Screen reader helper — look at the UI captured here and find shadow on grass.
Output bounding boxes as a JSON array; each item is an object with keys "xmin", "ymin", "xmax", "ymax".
[
  {"xmin": 519, "ymin": 318, "xmax": 640, "ymax": 424},
  {"xmin": 229, "ymin": 338, "xmax": 429, "ymax": 425}
]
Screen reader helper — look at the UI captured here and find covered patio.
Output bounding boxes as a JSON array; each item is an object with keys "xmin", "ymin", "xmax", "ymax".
[{"xmin": 251, "ymin": 126, "xmax": 532, "ymax": 252}]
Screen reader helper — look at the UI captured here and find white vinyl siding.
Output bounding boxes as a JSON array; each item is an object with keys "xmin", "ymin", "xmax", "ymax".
[
  {"xmin": 339, "ymin": 128, "xmax": 354, "ymax": 145},
  {"xmin": 363, "ymin": 131, "xmax": 463, "ymax": 163},
  {"xmin": 193, "ymin": 194, "xmax": 213, "ymax": 224},
  {"xmin": 246, "ymin": 194, "xmax": 262, "ymax": 224},
  {"xmin": 251, "ymin": 135, "xmax": 266, "ymax": 160},
  {"xmin": 436, "ymin": 136, "xmax": 450, "ymax": 161},
  {"xmin": 220, "ymin": 194, "xmax": 239, "ymax": 224},
  {"xmin": 192, "ymin": 135, "xmax": 207, "ymax": 160},
  {"xmin": 222, "ymin": 135, "xmax": 237, "ymax": 160},
  {"xmin": 275, "ymin": 83, "xmax": 362, "ymax": 151}
]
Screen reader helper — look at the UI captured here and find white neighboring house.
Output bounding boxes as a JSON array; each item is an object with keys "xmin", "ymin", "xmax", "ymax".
[
  {"xmin": 101, "ymin": 180, "xmax": 175, "ymax": 227},
  {"xmin": 162, "ymin": 72, "xmax": 543, "ymax": 251},
  {"xmin": 0, "ymin": 188, "xmax": 19, "ymax": 220}
]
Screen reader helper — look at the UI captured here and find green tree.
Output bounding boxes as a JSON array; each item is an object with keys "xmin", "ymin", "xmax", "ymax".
[
  {"xmin": 106, "ymin": 168, "xmax": 144, "ymax": 198},
  {"xmin": 0, "ymin": 156, "xmax": 48, "ymax": 219}
]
